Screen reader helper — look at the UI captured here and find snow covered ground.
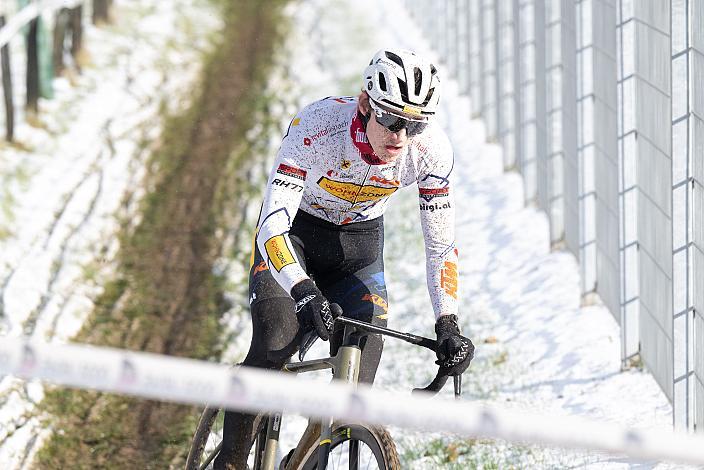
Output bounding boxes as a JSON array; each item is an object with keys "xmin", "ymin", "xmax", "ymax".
[
  {"xmin": 241, "ymin": 1, "xmax": 691, "ymax": 469},
  {"xmin": 0, "ymin": 0, "xmax": 695, "ymax": 469},
  {"xmin": 0, "ymin": 0, "xmax": 219, "ymax": 466}
]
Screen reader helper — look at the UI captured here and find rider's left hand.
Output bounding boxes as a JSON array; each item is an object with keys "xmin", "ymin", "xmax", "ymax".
[{"xmin": 434, "ymin": 314, "xmax": 474, "ymax": 375}]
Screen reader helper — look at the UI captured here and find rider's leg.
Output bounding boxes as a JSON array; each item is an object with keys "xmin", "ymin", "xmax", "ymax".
[
  {"xmin": 215, "ymin": 296, "xmax": 301, "ymax": 469},
  {"xmin": 320, "ymin": 238, "xmax": 388, "ymax": 384}
]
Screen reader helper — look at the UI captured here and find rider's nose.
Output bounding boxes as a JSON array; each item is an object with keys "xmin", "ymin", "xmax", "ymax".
[{"xmin": 390, "ymin": 128, "xmax": 407, "ymax": 141}]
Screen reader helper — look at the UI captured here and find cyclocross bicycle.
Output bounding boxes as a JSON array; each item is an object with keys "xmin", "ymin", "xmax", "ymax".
[{"xmin": 185, "ymin": 315, "xmax": 463, "ymax": 470}]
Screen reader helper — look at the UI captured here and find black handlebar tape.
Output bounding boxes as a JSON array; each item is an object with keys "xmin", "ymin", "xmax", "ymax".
[{"xmin": 411, "ymin": 370, "xmax": 450, "ymax": 396}]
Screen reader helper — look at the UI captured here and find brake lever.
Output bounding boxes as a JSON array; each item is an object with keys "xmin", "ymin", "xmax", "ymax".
[
  {"xmin": 297, "ymin": 303, "xmax": 343, "ymax": 362},
  {"xmin": 411, "ymin": 370, "xmax": 450, "ymax": 396},
  {"xmin": 298, "ymin": 329, "xmax": 319, "ymax": 362},
  {"xmin": 411, "ymin": 371, "xmax": 463, "ymax": 398}
]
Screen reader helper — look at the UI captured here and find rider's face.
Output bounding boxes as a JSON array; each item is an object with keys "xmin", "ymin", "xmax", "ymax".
[
  {"xmin": 360, "ymin": 102, "xmax": 411, "ymax": 163},
  {"xmin": 365, "ymin": 112, "xmax": 409, "ymax": 163}
]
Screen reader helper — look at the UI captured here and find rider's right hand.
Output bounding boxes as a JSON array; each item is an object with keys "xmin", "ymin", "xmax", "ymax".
[{"xmin": 291, "ymin": 279, "xmax": 335, "ymax": 341}]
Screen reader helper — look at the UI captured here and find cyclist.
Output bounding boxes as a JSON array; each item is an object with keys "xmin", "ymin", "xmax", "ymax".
[{"xmin": 215, "ymin": 48, "xmax": 475, "ymax": 469}]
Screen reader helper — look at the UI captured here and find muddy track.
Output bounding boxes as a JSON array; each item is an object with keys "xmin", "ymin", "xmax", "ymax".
[{"xmin": 36, "ymin": 1, "xmax": 288, "ymax": 468}]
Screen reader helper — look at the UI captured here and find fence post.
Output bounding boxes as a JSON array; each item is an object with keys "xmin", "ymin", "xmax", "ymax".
[
  {"xmin": 70, "ymin": 5, "xmax": 83, "ymax": 63},
  {"xmin": 93, "ymin": 0, "xmax": 111, "ymax": 24},
  {"xmin": 26, "ymin": 17, "xmax": 40, "ymax": 114},
  {"xmin": 1, "ymin": 14, "xmax": 14, "ymax": 141},
  {"xmin": 52, "ymin": 8, "xmax": 70, "ymax": 76}
]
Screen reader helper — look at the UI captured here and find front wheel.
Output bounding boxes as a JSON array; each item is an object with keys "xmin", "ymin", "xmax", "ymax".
[
  {"xmin": 185, "ymin": 407, "xmax": 267, "ymax": 470},
  {"xmin": 298, "ymin": 424, "xmax": 400, "ymax": 470}
]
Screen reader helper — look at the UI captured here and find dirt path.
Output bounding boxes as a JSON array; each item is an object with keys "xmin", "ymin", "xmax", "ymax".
[{"xmin": 35, "ymin": 1, "xmax": 288, "ymax": 468}]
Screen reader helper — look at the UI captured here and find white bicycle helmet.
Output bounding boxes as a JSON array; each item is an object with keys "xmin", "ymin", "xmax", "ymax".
[{"xmin": 363, "ymin": 49, "xmax": 441, "ymax": 119}]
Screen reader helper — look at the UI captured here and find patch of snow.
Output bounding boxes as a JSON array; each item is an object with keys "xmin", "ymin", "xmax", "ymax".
[{"xmin": 0, "ymin": 0, "xmax": 220, "ymax": 467}]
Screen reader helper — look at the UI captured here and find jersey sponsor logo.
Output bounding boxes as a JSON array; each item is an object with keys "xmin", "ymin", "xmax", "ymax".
[
  {"xmin": 369, "ymin": 175, "xmax": 400, "ymax": 187},
  {"xmin": 355, "ymin": 129, "xmax": 368, "ymax": 144},
  {"xmin": 419, "ymin": 187, "xmax": 449, "ymax": 201},
  {"xmin": 304, "ymin": 122, "xmax": 347, "ymax": 147},
  {"xmin": 440, "ymin": 261, "xmax": 458, "ymax": 299},
  {"xmin": 272, "ymin": 178, "xmax": 304, "ymax": 192},
  {"xmin": 420, "ymin": 201, "xmax": 452, "ymax": 212},
  {"xmin": 362, "ymin": 293, "xmax": 388, "ymax": 314},
  {"xmin": 341, "ymin": 159, "xmax": 352, "ymax": 170},
  {"xmin": 317, "ymin": 176, "xmax": 397, "ymax": 203},
  {"xmin": 277, "ymin": 163, "xmax": 307, "ymax": 180},
  {"xmin": 350, "ymin": 113, "xmax": 378, "ymax": 160},
  {"xmin": 412, "ymin": 139, "xmax": 430, "ymax": 156},
  {"xmin": 264, "ymin": 235, "xmax": 295, "ymax": 272}
]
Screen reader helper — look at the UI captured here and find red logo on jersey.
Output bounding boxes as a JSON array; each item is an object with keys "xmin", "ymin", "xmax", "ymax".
[
  {"xmin": 419, "ymin": 187, "xmax": 449, "ymax": 201},
  {"xmin": 277, "ymin": 163, "xmax": 307, "ymax": 180},
  {"xmin": 303, "ymin": 137, "xmax": 312, "ymax": 146}
]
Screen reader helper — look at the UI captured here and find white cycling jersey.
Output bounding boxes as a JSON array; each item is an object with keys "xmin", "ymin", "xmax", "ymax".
[{"xmin": 255, "ymin": 96, "xmax": 458, "ymax": 318}]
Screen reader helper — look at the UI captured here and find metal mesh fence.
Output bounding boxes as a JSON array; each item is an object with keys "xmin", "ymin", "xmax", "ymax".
[
  {"xmin": 403, "ymin": 0, "xmax": 701, "ymax": 432},
  {"xmin": 519, "ymin": 0, "xmax": 539, "ymax": 202},
  {"xmin": 562, "ymin": 0, "xmax": 580, "ymax": 258},
  {"xmin": 635, "ymin": 1, "xmax": 673, "ymax": 405},
  {"xmin": 690, "ymin": 0, "xmax": 704, "ymax": 432},
  {"xmin": 617, "ymin": 0, "xmax": 640, "ymax": 361},
  {"xmin": 545, "ymin": 0, "xmax": 579, "ymax": 243},
  {"xmin": 468, "ymin": 0, "xmax": 482, "ymax": 116},
  {"xmin": 576, "ymin": 0, "xmax": 598, "ymax": 295},
  {"xmin": 671, "ymin": 0, "xmax": 693, "ymax": 430},
  {"xmin": 482, "ymin": 0, "xmax": 498, "ymax": 140},
  {"xmin": 497, "ymin": 0, "xmax": 518, "ymax": 170}
]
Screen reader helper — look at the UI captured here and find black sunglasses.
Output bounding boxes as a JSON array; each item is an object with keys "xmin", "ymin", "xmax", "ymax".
[{"xmin": 370, "ymin": 101, "xmax": 428, "ymax": 136}]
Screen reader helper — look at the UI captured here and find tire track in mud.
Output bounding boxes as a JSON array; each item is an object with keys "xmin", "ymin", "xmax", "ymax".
[
  {"xmin": 0, "ymin": 4, "xmax": 213, "ymax": 463},
  {"xmin": 35, "ymin": 2, "xmax": 290, "ymax": 468}
]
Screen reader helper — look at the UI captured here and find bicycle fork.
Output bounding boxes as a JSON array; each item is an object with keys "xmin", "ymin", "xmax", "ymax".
[{"xmin": 258, "ymin": 412, "xmax": 282, "ymax": 470}]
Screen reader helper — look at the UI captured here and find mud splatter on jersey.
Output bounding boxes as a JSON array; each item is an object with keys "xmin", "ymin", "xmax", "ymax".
[{"xmin": 256, "ymin": 96, "xmax": 459, "ymax": 318}]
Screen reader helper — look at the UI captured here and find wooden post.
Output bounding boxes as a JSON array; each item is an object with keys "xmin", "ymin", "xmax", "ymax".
[
  {"xmin": 52, "ymin": 8, "xmax": 69, "ymax": 76},
  {"xmin": 70, "ymin": 5, "xmax": 83, "ymax": 62},
  {"xmin": 1, "ymin": 15, "xmax": 15, "ymax": 141},
  {"xmin": 92, "ymin": 0, "xmax": 110, "ymax": 24},
  {"xmin": 26, "ymin": 18, "xmax": 40, "ymax": 114}
]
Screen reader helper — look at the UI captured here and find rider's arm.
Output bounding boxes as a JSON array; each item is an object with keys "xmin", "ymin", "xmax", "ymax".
[
  {"xmin": 255, "ymin": 116, "xmax": 312, "ymax": 294},
  {"xmin": 417, "ymin": 132, "xmax": 459, "ymax": 319}
]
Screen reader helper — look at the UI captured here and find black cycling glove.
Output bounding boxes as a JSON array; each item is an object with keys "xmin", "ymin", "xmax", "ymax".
[
  {"xmin": 434, "ymin": 314, "xmax": 474, "ymax": 376},
  {"xmin": 291, "ymin": 279, "xmax": 335, "ymax": 341}
]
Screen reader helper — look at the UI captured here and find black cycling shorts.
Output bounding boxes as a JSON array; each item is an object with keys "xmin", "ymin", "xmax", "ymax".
[{"xmin": 249, "ymin": 209, "xmax": 388, "ymax": 324}]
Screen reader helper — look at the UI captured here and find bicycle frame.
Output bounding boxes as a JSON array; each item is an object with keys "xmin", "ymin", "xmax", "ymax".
[{"xmin": 253, "ymin": 316, "xmax": 460, "ymax": 470}]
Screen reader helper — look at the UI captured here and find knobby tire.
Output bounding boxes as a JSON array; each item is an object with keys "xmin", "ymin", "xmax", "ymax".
[{"xmin": 298, "ymin": 423, "xmax": 400, "ymax": 470}]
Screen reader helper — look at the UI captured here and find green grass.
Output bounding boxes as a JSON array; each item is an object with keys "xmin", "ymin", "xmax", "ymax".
[{"xmin": 34, "ymin": 1, "xmax": 291, "ymax": 467}]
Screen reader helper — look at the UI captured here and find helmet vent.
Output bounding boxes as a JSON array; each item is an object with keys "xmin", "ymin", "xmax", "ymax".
[
  {"xmin": 397, "ymin": 78, "xmax": 408, "ymax": 101},
  {"xmin": 384, "ymin": 51, "xmax": 404, "ymax": 68},
  {"xmin": 378, "ymin": 73, "xmax": 387, "ymax": 92},
  {"xmin": 413, "ymin": 67, "xmax": 422, "ymax": 95},
  {"xmin": 422, "ymin": 87, "xmax": 435, "ymax": 106}
]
